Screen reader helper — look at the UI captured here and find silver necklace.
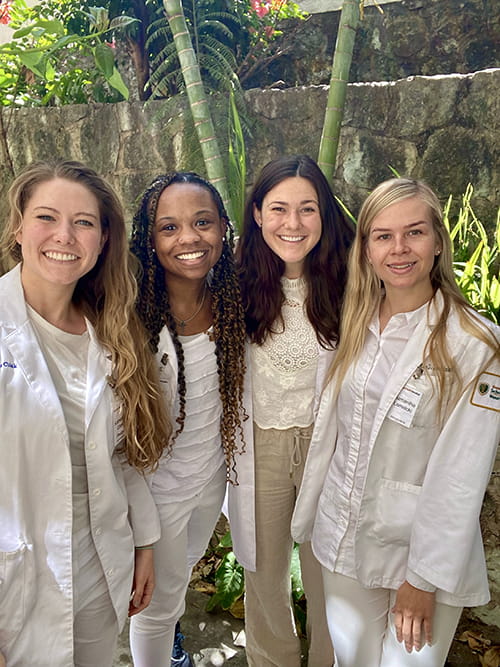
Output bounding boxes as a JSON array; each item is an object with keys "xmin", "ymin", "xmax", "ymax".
[{"xmin": 172, "ymin": 283, "xmax": 207, "ymax": 331}]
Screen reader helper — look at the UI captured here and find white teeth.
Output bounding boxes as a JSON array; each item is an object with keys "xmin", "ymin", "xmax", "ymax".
[
  {"xmin": 44, "ymin": 251, "xmax": 78, "ymax": 261},
  {"xmin": 389, "ymin": 263, "xmax": 414, "ymax": 269},
  {"xmin": 177, "ymin": 251, "xmax": 205, "ymax": 260},
  {"xmin": 280, "ymin": 235, "xmax": 305, "ymax": 242}
]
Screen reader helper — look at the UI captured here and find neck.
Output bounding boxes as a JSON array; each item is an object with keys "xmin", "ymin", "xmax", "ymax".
[
  {"xmin": 24, "ymin": 291, "xmax": 85, "ymax": 334},
  {"xmin": 380, "ymin": 286, "xmax": 434, "ymax": 331}
]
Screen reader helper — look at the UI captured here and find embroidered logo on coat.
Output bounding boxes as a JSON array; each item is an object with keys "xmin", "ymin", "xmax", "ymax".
[
  {"xmin": 471, "ymin": 372, "xmax": 500, "ymax": 412},
  {"xmin": 1, "ymin": 360, "xmax": 17, "ymax": 369}
]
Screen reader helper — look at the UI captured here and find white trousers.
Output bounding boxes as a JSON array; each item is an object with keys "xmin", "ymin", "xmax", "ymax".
[
  {"xmin": 322, "ymin": 570, "xmax": 463, "ymax": 667},
  {"xmin": 73, "ymin": 523, "xmax": 119, "ymax": 667},
  {"xmin": 129, "ymin": 464, "xmax": 226, "ymax": 667}
]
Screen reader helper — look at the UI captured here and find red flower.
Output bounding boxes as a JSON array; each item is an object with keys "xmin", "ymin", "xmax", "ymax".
[
  {"xmin": 0, "ymin": 0, "xmax": 12, "ymax": 25},
  {"xmin": 251, "ymin": 0, "xmax": 271, "ymax": 18}
]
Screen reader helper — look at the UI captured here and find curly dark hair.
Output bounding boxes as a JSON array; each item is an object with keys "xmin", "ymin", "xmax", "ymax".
[
  {"xmin": 236, "ymin": 155, "xmax": 355, "ymax": 347},
  {"xmin": 130, "ymin": 172, "xmax": 247, "ymax": 480}
]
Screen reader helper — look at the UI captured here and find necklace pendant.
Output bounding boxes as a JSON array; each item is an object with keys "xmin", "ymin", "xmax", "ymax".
[{"xmin": 178, "ymin": 320, "xmax": 186, "ymax": 331}]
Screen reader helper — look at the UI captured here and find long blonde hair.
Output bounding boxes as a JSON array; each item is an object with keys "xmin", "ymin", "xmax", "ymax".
[
  {"xmin": 1, "ymin": 160, "xmax": 171, "ymax": 471},
  {"xmin": 328, "ymin": 178, "xmax": 499, "ymax": 410}
]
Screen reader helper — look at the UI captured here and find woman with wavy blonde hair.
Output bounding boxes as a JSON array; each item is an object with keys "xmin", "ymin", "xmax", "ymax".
[
  {"xmin": 129, "ymin": 171, "xmax": 248, "ymax": 667},
  {"xmin": 292, "ymin": 177, "xmax": 500, "ymax": 667},
  {"xmin": 0, "ymin": 160, "xmax": 171, "ymax": 667}
]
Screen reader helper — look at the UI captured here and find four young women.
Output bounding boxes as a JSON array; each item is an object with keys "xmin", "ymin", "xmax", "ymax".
[{"xmin": 1, "ymin": 158, "xmax": 497, "ymax": 667}]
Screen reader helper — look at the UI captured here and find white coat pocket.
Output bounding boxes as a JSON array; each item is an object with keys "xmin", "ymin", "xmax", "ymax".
[
  {"xmin": 0, "ymin": 541, "xmax": 36, "ymax": 653},
  {"xmin": 372, "ymin": 478, "xmax": 421, "ymax": 547}
]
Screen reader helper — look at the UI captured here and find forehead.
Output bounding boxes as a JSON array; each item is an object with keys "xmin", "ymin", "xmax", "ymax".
[
  {"xmin": 370, "ymin": 196, "xmax": 433, "ymax": 230},
  {"xmin": 263, "ymin": 176, "xmax": 318, "ymax": 202},
  {"xmin": 155, "ymin": 182, "xmax": 218, "ymax": 216},
  {"xmin": 26, "ymin": 177, "xmax": 99, "ymax": 212}
]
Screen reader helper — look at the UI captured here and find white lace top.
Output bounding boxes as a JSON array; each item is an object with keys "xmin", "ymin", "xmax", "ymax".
[{"xmin": 251, "ymin": 276, "xmax": 319, "ymax": 429}]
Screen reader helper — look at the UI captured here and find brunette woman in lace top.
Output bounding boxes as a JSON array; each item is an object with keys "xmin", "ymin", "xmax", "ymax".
[{"xmin": 233, "ymin": 155, "xmax": 355, "ymax": 667}]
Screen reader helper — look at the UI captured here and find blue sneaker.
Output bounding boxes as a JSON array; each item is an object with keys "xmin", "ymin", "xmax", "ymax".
[{"xmin": 171, "ymin": 621, "xmax": 193, "ymax": 667}]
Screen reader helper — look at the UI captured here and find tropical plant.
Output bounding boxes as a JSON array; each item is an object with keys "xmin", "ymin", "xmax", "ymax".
[
  {"xmin": 163, "ymin": 0, "xmax": 233, "ymax": 220},
  {"xmin": 0, "ymin": 0, "xmax": 134, "ymax": 106},
  {"xmin": 317, "ymin": 1, "xmax": 384, "ymax": 181},
  {"xmin": 443, "ymin": 185, "xmax": 500, "ymax": 323}
]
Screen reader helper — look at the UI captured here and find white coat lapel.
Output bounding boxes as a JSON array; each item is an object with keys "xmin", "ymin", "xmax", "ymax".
[{"xmin": 85, "ymin": 322, "xmax": 111, "ymax": 428}]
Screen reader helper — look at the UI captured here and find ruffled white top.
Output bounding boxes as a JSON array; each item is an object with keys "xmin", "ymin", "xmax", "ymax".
[{"xmin": 251, "ymin": 276, "xmax": 319, "ymax": 429}]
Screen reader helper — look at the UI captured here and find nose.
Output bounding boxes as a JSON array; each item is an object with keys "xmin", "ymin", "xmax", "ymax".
[
  {"xmin": 53, "ymin": 220, "xmax": 76, "ymax": 244},
  {"xmin": 178, "ymin": 226, "xmax": 201, "ymax": 244},
  {"xmin": 392, "ymin": 234, "xmax": 409, "ymax": 254},
  {"xmin": 284, "ymin": 209, "xmax": 301, "ymax": 230}
]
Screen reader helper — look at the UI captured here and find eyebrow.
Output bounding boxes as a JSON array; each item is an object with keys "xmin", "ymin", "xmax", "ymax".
[
  {"xmin": 33, "ymin": 205, "xmax": 98, "ymax": 220},
  {"xmin": 370, "ymin": 220, "xmax": 430, "ymax": 233},
  {"xmin": 267, "ymin": 199, "xmax": 319, "ymax": 206},
  {"xmin": 156, "ymin": 209, "xmax": 216, "ymax": 222}
]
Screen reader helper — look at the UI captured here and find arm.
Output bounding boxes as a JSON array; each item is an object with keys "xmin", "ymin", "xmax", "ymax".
[{"xmin": 128, "ymin": 546, "xmax": 155, "ymax": 616}]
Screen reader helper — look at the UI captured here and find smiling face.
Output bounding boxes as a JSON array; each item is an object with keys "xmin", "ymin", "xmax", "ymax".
[
  {"xmin": 254, "ymin": 176, "xmax": 322, "ymax": 278},
  {"xmin": 152, "ymin": 182, "xmax": 226, "ymax": 284},
  {"xmin": 366, "ymin": 196, "xmax": 441, "ymax": 304},
  {"xmin": 15, "ymin": 177, "xmax": 107, "ymax": 295}
]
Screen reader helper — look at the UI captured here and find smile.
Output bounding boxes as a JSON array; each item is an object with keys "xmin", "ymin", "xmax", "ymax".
[
  {"xmin": 176, "ymin": 250, "xmax": 207, "ymax": 260},
  {"xmin": 279, "ymin": 235, "xmax": 306, "ymax": 242},
  {"xmin": 44, "ymin": 251, "xmax": 79, "ymax": 262},
  {"xmin": 387, "ymin": 262, "xmax": 416, "ymax": 269}
]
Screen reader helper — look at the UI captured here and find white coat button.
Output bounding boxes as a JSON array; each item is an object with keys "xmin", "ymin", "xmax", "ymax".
[
  {"xmin": 107, "ymin": 568, "xmax": 114, "ymax": 576},
  {"xmin": 93, "ymin": 488, "xmax": 101, "ymax": 496},
  {"xmin": 88, "ymin": 442, "xmax": 97, "ymax": 450},
  {"xmin": 95, "ymin": 527, "xmax": 102, "ymax": 536}
]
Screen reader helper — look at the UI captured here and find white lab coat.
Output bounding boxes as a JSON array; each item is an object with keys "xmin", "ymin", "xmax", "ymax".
[
  {"xmin": 292, "ymin": 297, "xmax": 500, "ymax": 606},
  {"xmin": 0, "ymin": 264, "xmax": 160, "ymax": 667}
]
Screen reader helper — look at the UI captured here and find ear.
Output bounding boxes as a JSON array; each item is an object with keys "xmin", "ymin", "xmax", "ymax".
[
  {"xmin": 99, "ymin": 230, "xmax": 108, "ymax": 253},
  {"xmin": 15, "ymin": 226, "xmax": 23, "ymax": 246},
  {"xmin": 253, "ymin": 203, "xmax": 262, "ymax": 228},
  {"xmin": 365, "ymin": 244, "xmax": 373, "ymax": 265}
]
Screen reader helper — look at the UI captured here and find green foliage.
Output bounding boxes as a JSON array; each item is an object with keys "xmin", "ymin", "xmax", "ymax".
[
  {"xmin": 443, "ymin": 185, "xmax": 500, "ymax": 324},
  {"xmin": 204, "ymin": 530, "xmax": 245, "ymax": 613},
  {"xmin": 143, "ymin": 0, "xmax": 306, "ymax": 99},
  {"xmin": 146, "ymin": 0, "xmax": 241, "ymax": 99},
  {"xmin": 227, "ymin": 87, "xmax": 247, "ymax": 231},
  {"xmin": 0, "ymin": 0, "xmax": 135, "ymax": 106}
]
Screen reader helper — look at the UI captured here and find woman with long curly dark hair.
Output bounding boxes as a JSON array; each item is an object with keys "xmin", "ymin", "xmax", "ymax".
[
  {"xmin": 128, "ymin": 172, "xmax": 248, "ymax": 666},
  {"xmin": 234, "ymin": 155, "xmax": 355, "ymax": 667}
]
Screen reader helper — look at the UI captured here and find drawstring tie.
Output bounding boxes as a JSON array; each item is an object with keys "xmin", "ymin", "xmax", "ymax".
[{"xmin": 290, "ymin": 427, "xmax": 306, "ymax": 477}]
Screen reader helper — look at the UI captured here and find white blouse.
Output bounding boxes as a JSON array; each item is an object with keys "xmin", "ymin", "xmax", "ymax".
[
  {"xmin": 328, "ymin": 302, "xmax": 434, "ymax": 591},
  {"xmin": 151, "ymin": 329, "xmax": 224, "ymax": 503},
  {"xmin": 251, "ymin": 276, "xmax": 319, "ymax": 429}
]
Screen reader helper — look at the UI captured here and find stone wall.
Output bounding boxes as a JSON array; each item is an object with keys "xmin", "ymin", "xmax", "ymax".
[
  {"xmin": 2, "ymin": 67, "xmax": 497, "ymax": 226},
  {"xmin": 245, "ymin": 0, "xmax": 500, "ymax": 89}
]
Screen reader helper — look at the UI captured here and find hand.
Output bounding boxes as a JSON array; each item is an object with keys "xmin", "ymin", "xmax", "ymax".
[
  {"xmin": 391, "ymin": 581, "xmax": 435, "ymax": 653},
  {"xmin": 128, "ymin": 547, "xmax": 155, "ymax": 617}
]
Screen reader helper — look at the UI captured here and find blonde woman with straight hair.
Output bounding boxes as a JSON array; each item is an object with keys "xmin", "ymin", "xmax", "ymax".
[
  {"xmin": 292, "ymin": 178, "xmax": 500, "ymax": 667},
  {"xmin": 0, "ymin": 160, "xmax": 171, "ymax": 667}
]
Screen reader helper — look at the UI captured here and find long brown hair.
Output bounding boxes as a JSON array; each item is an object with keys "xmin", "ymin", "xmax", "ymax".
[
  {"xmin": 236, "ymin": 155, "xmax": 355, "ymax": 347},
  {"xmin": 1, "ymin": 159, "xmax": 172, "ymax": 471},
  {"xmin": 130, "ymin": 172, "xmax": 247, "ymax": 480}
]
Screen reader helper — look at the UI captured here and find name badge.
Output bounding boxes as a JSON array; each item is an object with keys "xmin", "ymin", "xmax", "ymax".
[
  {"xmin": 470, "ymin": 372, "xmax": 500, "ymax": 413},
  {"xmin": 387, "ymin": 385, "xmax": 423, "ymax": 428}
]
